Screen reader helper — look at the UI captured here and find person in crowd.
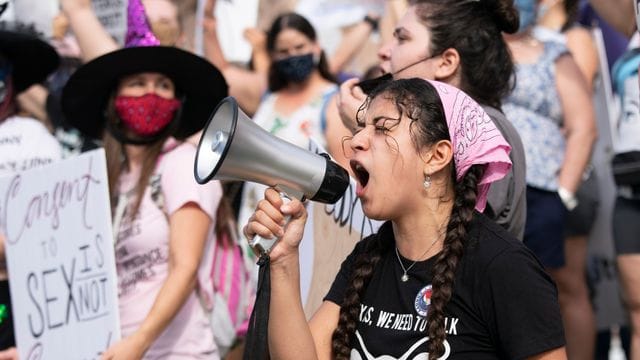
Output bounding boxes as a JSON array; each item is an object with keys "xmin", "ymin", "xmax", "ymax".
[
  {"xmin": 15, "ymin": 0, "xmax": 181, "ymax": 156},
  {"xmin": 244, "ymin": 78, "xmax": 566, "ymax": 359},
  {"xmin": 60, "ymin": 1, "xmax": 228, "ymax": 358},
  {"xmin": 502, "ymin": 3, "xmax": 597, "ymax": 358},
  {"xmin": 0, "ymin": 21, "xmax": 63, "ymax": 360},
  {"xmin": 235, "ymin": 12, "xmax": 340, "ymax": 233},
  {"xmin": 533, "ymin": 1, "xmax": 601, "ymax": 358},
  {"xmin": 256, "ymin": 12, "xmax": 337, "ymax": 149},
  {"xmin": 611, "ymin": 30, "xmax": 640, "ymax": 360},
  {"xmin": 327, "ymin": 0, "xmax": 528, "ymax": 241},
  {"xmin": 536, "ymin": 0, "xmax": 599, "ymax": 86}
]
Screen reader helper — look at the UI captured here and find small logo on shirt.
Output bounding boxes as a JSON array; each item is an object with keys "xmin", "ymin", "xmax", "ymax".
[{"xmin": 414, "ymin": 284, "xmax": 433, "ymax": 317}]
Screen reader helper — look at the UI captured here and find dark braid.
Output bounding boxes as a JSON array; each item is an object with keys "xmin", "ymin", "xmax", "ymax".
[
  {"xmin": 426, "ymin": 165, "xmax": 482, "ymax": 358},
  {"xmin": 331, "ymin": 231, "xmax": 391, "ymax": 359}
]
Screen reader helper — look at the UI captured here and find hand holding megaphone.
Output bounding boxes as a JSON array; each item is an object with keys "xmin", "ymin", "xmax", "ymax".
[
  {"xmin": 243, "ymin": 187, "xmax": 308, "ymax": 260},
  {"xmin": 194, "ymin": 97, "xmax": 349, "ymax": 256}
]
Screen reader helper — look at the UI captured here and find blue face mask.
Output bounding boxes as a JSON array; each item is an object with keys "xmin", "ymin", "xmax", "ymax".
[
  {"xmin": 274, "ymin": 53, "xmax": 315, "ymax": 83},
  {"xmin": 514, "ymin": 0, "xmax": 537, "ymax": 32}
]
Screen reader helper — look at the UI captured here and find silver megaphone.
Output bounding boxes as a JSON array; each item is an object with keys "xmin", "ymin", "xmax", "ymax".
[{"xmin": 194, "ymin": 97, "xmax": 349, "ymax": 254}]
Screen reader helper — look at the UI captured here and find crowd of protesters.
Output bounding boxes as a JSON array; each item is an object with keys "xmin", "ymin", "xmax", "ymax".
[{"xmin": 1, "ymin": 0, "xmax": 639, "ymax": 359}]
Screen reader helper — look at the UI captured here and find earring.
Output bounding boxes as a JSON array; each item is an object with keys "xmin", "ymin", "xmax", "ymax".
[{"xmin": 423, "ymin": 174, "xmax": 432, "ymax": 190}]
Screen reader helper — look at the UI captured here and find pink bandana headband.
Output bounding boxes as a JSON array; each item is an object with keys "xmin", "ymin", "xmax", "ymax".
[{"xmin": 425, "ymin": 80, "xmax": 512, "ymax": 212}]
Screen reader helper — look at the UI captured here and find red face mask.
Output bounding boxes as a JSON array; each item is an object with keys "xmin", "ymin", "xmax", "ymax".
[{"xmin": 115, "ymin": 93, "xmax": 181, "ymax": 137}]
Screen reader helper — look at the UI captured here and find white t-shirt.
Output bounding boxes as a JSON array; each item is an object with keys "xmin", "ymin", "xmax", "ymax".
[{"xmin": 0, "ymin": 115, "xmax": 62, "ymax": 177}]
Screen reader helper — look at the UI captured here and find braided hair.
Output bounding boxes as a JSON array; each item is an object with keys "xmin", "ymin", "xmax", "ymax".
[{"xmin": 331, "ymin": 78, "xmax": 483, "ymax": 359}]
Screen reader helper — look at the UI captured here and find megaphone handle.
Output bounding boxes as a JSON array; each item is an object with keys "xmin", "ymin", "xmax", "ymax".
[{"xmin": 250, "ymin": 193, "xmax": 292, "ymax": 256}]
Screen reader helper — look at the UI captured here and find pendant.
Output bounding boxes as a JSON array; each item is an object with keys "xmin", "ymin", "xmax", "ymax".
[{"xmin": 401, "ymin": 274, "xmax": 409, "ymax": 282}]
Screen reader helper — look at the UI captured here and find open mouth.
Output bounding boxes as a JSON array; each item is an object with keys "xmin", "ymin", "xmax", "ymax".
[{"xmin": 350, "ymin": 160, "xmax": 370, "ymax": 188}]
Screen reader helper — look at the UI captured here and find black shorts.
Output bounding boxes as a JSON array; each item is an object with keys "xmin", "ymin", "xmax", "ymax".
[
  {"xmin": 524, "ymin": 186, "xmax": 568, "ymax": 269},
  {"xmin": 613, "ymin": 196, "xmax": 640, "ymax": 255},
  {"xmin": 565, "ymin": 171, "xmax": 600, "ymax": 237}
]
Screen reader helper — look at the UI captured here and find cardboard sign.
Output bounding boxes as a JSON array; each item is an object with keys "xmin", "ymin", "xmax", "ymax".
[
  {"xmin": 0, "ymin": 0, "xmax": 15, "ymax": 22},
  {"xmin": 92, "ymin": 0, "xmax": 127, "ymax": 45},
  {"xmin": 0, "ymin": 149, "xmax": 120, "ymax": 359}
]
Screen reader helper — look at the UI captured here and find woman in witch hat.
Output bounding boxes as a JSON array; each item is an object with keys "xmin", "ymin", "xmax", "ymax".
[
  {"xmin": 0, "ymin": 21, "xmax": 62, "ymax": 357},
  {"xmin": 61, "ymin": 1, "xmax": 228, "ymax": 358}
]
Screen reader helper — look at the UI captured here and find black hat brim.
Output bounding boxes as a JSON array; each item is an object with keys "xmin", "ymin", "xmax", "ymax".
[
  {"xmin": 61, "ymin": 46, "xmax": 228, "ymax": 140},
  {"xmin": 0, "ymin": 29, "xmax": 60, "ymax": 93}
]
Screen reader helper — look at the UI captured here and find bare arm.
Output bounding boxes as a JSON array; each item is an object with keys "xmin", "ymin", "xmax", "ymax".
[
  {"xmin": 0, "ymin": 347, "xmax": 18, "ymax": 360},
  {"xmin": 201, "ymin": 0, "xmax": 266, "ymax": 116},
  {"xmin": 102, "ymin": 204, "xmax": 211, "ymax": 359},
  {"xmin": 16, "ymin": 85, "xmax": 50, "ymax": 130},
  {"xmin": 309, "ymin": 301, "xmax": 341, "ymax": 359},
  {"xmin": 329, "ymin": 16, "xmax": 379, "ymax": 76},
  {"xmin": 556, "ymin": 55, "xmax": 598, "ymax": 194},
  {"xmin": 61, "ymin": 0, "xmax": 119, "ymax": 62},
  {"xmin": 526, "ymin": 347, "xmax": 567, "ymax": 360},
  {"xmin": 565, "ymin": 27, "xmax": 599, "ymax": 89},
  {"xmin": 245, "ymin": 189, "xmax": 337, "ymax": 359},
  {"xmin": 201, "ymin": 0, "xmax": 228, "ymax": 71},
  {"xmin": 244, "ymin": 27, "xmax": 270, "ymax": 75},
  {"xmin": 588, "ymin": 0, "xmax": 636, "ymax": 37}
]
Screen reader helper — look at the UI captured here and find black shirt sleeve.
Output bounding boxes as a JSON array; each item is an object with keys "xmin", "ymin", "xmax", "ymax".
[{"xmin": 479, "ymin": 246, "xmax": 565, "ymax": 359}]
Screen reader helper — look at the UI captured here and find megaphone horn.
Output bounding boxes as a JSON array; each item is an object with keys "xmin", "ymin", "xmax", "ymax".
[{"xmin": 194, "ymin": 95, "xmax": 349, "ymax": 206}]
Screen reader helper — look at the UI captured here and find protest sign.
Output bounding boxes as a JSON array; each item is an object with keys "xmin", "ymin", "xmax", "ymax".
[
  {"xmin": 92, "ymin": 0, "xmax": 126, "ymax": 45},
  {"xmin": 13, "ymin": 0, "xmax": 58, "ymax": 38},
  {"xmin": 0, "ymin": 149, "xmax": 120, "ymax": 359},
  {"xmin": 0, "ymin": 0, "xmax": 14, "ymax": 22}
]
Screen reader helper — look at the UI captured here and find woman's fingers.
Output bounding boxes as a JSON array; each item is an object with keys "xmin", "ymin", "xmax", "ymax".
[
  {"xmin": 254, "ymin": 206, "xmax": 285, "ymax": 237},
  {"xmin": 280, "ymin": 198, "xmax": 305, "ymax": 220},
  {"xmin": 243, "ymin": 189, "xmax": 287, "ymax": 240}
]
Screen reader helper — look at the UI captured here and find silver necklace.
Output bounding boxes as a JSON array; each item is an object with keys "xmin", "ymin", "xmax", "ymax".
[{"xmin": 395, "ymin": 237, "xmax": 441, "ymax": 282}]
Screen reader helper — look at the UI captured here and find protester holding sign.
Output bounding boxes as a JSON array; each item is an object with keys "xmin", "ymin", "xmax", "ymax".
[
  {"xmin": 244, "ymin": 78, "xmax": 566, "ymax": 359},
  {"xmin": 0, "ymin": 21, "xmax": 62, "ymax": 356},
  {"xmin": 60, "ymin": 0, "xmax": 228, "ymax": 358},
  {"xmin": 327, "ymin": 0, "xmax": 528, "ymax": 241}
]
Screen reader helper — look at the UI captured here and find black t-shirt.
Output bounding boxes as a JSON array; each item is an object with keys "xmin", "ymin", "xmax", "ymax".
[{"xmin": 325, "ymin": 213, "xmax": 564, "ymax": 359}]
